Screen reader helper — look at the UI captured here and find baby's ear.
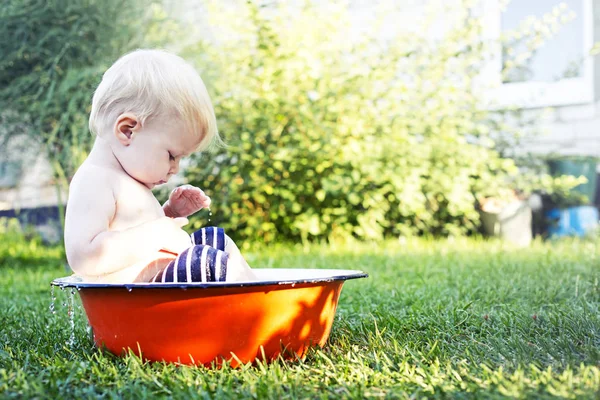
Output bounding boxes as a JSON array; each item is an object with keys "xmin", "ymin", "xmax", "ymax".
[{"xmin": 114, "ymin": 113, "xmax": 140, "ymax": 145}]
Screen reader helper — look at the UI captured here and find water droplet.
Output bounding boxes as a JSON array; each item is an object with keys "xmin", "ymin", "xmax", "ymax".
[
  {"xmin": 49, "ymin": 285, "xmax": 56, "ymax": 314},
  {"xmin": 127, "ymin": 287, "xmax": 132, "ymax": 292},
  {"xmin": 67, "ymin": 288, "xmax": 76, "ymax": 347}
]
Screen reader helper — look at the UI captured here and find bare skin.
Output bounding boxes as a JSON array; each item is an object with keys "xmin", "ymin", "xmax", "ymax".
[{"xmin": 64, "ymin": 114, "xmax": 255, "ymax": 283}]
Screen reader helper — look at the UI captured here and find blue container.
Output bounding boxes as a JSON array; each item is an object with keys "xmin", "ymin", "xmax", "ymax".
[{"xmin": 546, "ymin": 206, "xmax": 599, "ymax": 237}]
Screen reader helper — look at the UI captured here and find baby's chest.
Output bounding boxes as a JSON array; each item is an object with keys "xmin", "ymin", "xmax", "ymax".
[{"xmin": 111, "ymin": 185, "xmax": 164, "ymax": 229}]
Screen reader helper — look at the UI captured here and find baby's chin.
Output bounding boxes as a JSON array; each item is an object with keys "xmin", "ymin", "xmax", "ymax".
[
  {"xmin": 126, "ymin": 175, "xmax": 159, "ymax": 190},
  {"xmin": 143, "ymin": 180, "xmax": 166, "ymax": 190},
  {"xmin": 147, "ymin": 179, "xmax": 168, "ymax": 189}
]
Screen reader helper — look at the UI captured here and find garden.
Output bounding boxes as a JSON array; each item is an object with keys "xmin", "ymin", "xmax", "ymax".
[
  {"xmin": 1, "ymin": 229, "xmax": 599, "ymax": 398},
  {"xmin": 1, "ymin": 0, "xmax": 599, "ymax": 398}
]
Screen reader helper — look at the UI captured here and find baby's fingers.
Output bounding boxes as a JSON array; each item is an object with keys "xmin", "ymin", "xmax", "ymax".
[
  {"xmin": 203, "ymin": 196, "xmax": 212, "ymax": 208},
  {"xmin": 170, "ymin": 187, "xmax": 182, "ymax": 200}
]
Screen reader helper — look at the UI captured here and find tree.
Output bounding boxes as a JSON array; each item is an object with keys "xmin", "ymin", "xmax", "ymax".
[{"xmin": 0, "ymin": 0, "xmax": 165, "ymax": 184}]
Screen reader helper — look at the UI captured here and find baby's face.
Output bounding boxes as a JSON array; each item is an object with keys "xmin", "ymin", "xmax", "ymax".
[{"xmin": 117, "ymin": 117, "xmax": 201, "ymax": 189}]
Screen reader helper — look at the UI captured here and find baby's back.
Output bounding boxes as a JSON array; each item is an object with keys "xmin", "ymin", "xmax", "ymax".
[{"xmin": 65, "ymin": 161, "xmax": 171, "ymax": 282}]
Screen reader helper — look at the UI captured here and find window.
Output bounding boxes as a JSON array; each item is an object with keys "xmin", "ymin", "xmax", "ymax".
[{"xmin": 483, "ymin": 0, "xmax": 594, "ymax": 108}]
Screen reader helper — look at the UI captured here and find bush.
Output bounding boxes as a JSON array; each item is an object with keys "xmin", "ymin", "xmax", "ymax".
[{"xmin": 183, "ymin": 1, "xmax": 531, "ymax": 243}]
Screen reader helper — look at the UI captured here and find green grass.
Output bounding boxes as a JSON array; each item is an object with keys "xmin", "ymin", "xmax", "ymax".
[{"xmin": 1, "ymin": 233, "xmax": 599, "ymax": 399}]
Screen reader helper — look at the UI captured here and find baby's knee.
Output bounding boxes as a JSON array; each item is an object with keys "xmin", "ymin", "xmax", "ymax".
[{"xmin": 191, "ymin": 226, "xmax": 226, "ymax": 251}]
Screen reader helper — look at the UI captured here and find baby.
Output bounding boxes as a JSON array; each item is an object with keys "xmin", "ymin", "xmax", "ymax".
[{"xmin": 64, "ymin": 49, "xmax": 255, "ymax": 284}]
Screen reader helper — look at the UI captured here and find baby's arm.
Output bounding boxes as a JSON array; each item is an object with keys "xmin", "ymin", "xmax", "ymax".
[{"xmin": 65, "ymin": 175, "xmax": 191, "ymax": 278}]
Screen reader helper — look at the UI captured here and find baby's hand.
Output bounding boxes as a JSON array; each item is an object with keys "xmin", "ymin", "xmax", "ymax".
[{"xmin": 164, "ymin": 185, "xmax": 211, "ymax": 218}]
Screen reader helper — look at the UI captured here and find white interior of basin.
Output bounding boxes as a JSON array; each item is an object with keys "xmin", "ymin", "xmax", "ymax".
[
  {"xmin": 252, "ymin": 268, "xmax": 363, "ymax": 281},
  {"xmin": 53, "ymin": 268, "xmax": 366, "ymax": 286}
]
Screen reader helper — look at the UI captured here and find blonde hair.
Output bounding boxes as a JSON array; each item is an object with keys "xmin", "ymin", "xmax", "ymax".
[{"xmin": 89, "ymin": 49, "xmax": 221, "ymax": 151}]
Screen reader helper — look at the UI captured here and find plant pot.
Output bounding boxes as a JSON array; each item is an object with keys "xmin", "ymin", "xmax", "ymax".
[
  {"xmin": 545, "ymin": 206, "xmax": 599, "ymax": 238},
  {"xmin": 480, "ymin": 200, "xmax": 532, "ymax": 246}
]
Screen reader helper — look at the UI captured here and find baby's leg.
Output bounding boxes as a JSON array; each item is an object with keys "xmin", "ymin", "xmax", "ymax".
[
  {"xmin": 223, "ymin": 234, "xmax": 256, "ymax": 281},
  {"xmin": 152, "ymin": 245, "xmax": 228, "ymax": 283},
  {"xmin": 190, "ymin": 227, "xmax": 256, "ymax": 282},
  {"xmin": 190, "ymin": 226, "xmax": 226, "ymax": 251},
  {"xmin": 152, "ymin": 227, "xmax": 255, "ymax": 283}
]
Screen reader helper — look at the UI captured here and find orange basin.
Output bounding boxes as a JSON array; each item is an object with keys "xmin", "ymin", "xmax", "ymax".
[{"xmin": 52, "ymin": 269, "xmax": 367, "ymax": 366}]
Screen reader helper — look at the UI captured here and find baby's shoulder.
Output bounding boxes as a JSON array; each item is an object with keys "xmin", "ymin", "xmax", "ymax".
[
  {"xmin": 66, "ymin": 163, "xmax": 119, "ymax": 216},
  {"xmin": 70, "ymin": 162, "xmax": 117, "ymax": 189}
]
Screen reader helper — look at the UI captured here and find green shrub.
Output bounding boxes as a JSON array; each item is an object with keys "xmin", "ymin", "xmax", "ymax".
[{"xmin": 183, "ymin": 1, "xmax": 534, "ymax": 243}]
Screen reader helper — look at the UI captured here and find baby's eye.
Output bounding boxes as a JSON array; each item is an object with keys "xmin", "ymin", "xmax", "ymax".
[{"xmin": 168, "ymin": 152, "xmax": 175, "ymax": 161}]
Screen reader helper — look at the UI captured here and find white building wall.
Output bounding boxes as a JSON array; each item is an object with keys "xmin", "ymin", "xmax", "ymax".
[
  {"xmin": 0, "ymin": 153, "xmax": 61, "ymax": 210},
  {"xmin": 0, "ymin": 128, "xmax": 63, "ymax": 211},
  {"xmin": 523, "ymin": 102, "xmax": 600, "ymax": 157}
]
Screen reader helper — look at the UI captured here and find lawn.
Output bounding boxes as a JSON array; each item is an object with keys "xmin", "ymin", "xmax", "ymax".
[{"xmin": 0, "ymin": 231, "xmax": 599, "ymax": 399}]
